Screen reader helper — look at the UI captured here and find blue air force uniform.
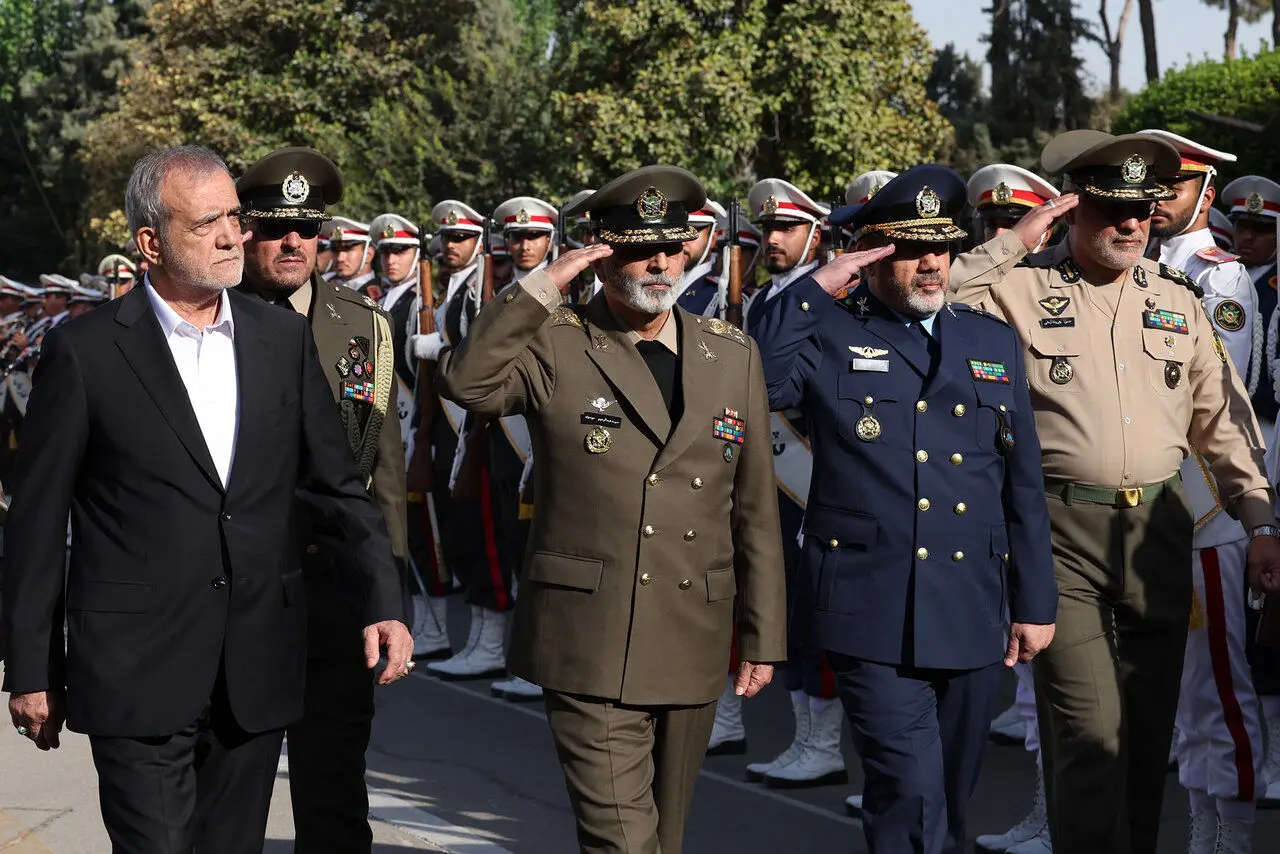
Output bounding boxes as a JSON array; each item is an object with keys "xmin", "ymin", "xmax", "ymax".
[{"xmin": 752, "ymin": 165, "xmax": 1057, "ymax": 854}]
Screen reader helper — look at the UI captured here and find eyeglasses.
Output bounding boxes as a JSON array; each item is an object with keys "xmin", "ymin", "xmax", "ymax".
[{"xmin": 246, "ymin": 218, "xmax": 323, "ymax": 241}]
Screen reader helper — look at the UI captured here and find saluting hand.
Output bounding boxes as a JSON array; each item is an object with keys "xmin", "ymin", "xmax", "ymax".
[
  {"xmin": 543, "ymin": 244, "xmax": 614, "ymax": 296},
  {"xmin": 733, "ymin": 662, "xmax": 775, "ymax": 698},
  {"xmin": 810, "ymin": 245, "xmax": 896, "ymax": 297},
  {"xmin": 1005, "ymin": 623, "xmax": 1056, "ymax": 666},
  {"xmin": 1011, "ymin": 194, "xmax": 1079, "ymax": 251}
]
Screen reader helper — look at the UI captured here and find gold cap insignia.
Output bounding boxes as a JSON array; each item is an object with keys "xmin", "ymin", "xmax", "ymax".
[
  {"xmin": 1247, "ymin": 192, "xmax": 1265, "ymax": 214},
  {"xmin": 281, "ymin": 171, "xmax": 310, "ymax": 205},
  {"xmin": 763, "ymin": 195, "xmax": 779, "ymax": 216},
  {"xmin": 993, "ymin": 182, "xmax": 1012, "ymax": 204},
  {"xmin": 915, "ymin": 186, "xmax": 941, "ymax": 219},
  {"xmin": 636, "ymin": 186, "xmax": 669, "ymax": 221},
  {"xmin": 867, "ymin": 183, "xmax": 883, "ymax": 200},
  {"xmin": 332, "ymin": 227, "xmax": 345, "ymax": 242},
  {"xmin": 382, "ymin": 223, "xmax": 397, "ymax": 239},
  {"xmin": 444, "ymin": 210, "xmax": 459, "ymax": 226},
  {"xmin": 1121, "ymin": 155, "xmax": 1147, "ymax": 185},
  {"xmin": 515, "ymin": 207, "xmax": 530, "ymax": 225}
]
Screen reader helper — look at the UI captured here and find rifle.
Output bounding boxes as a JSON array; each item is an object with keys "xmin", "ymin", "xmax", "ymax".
[
  {"xmin": 452, "ymin": 217, "xmax": 496, "ymax": 503},
  {"xmin": 111, "ymin": 259, "xmax": 121, "ymax": 300},
  {"xmin": 831, "ymin": 197, "xmax": 845, "ymax": 258},
  {"xmin": 725, "ymin": 200, "xmax": 744, "ymax": 329},
  {"xmin": 405, "ymin": 224, "xmax": 436, "ymax": 494}
]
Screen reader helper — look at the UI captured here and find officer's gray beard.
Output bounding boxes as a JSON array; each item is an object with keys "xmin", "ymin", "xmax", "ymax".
[
  {"xmin": 1087, "ymin": 228, "xmax": 1147, "ymax": 272},
  {"xmin": 898, "ymin": 274, "xmax": 947, "ymax": 319},
  {"xmin": 610, "ymin": 270, "xmax": 681, "ymax": 314}
]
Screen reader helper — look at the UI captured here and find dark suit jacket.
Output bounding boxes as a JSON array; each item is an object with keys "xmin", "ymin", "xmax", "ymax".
[
  {"xmin": 755, "ymin": 279, "xmax": 1057, "ymax": 671},
  {"xmin": 0, "ymin": 285, "xmax": 402, "ymax": 738}
]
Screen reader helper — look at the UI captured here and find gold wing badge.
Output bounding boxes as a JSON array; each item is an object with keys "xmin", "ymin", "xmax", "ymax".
[{"xmin": 848, "ymin": 346, "xmax": 889, "ymax": 359}]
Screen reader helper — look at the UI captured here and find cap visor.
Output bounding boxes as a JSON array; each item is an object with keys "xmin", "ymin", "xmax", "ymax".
[
  {"xmin": 1078, "ymin": 182, "xmax": 1175, "ymax": 202},
  {"xmin": 596, "ymin": 225, "xmax": 698, "ymax": 245}
]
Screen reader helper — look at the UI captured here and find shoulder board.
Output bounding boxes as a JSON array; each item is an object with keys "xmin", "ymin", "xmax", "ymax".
[
  {"xmin": 1159, "ymin": 263, "xmax": 1205, "ymax": 298},
  {"xmin": 329, "ymin": 283, "xmax": 389, "ymax": 315},
  {"xmin": 951, "ymin": 302, "xmax": 1009, "ymax": 326},
  {"xmin": 698, "ymin": 316, "xmax": 749, "ymax": 347},
  {"xmin": 1195, "ymin": 246, "xmax": 1241, "ymax": 265},
  {"xmin": 550, "ymin": 305, "xmax": 587, "ymax": 329}
]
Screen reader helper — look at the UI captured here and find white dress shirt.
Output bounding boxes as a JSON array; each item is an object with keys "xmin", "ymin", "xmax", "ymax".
[{"xmin": 145, "ymin": 279, "xmax": 240, "ymax": 487}]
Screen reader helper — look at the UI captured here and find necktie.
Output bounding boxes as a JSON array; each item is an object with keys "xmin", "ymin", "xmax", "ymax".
[{"xmin": 914, "ymin": 320, "xmax": 940, "ymax": 378}]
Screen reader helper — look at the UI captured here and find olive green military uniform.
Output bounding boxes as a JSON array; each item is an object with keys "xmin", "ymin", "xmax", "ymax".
[{"xmin": 949, "ymin": 131, "xmax": 1273, "ymax": 854}]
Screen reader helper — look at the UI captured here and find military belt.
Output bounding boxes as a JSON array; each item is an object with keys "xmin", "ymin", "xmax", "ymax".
[{"xmin": 1044, "ymin": 475, "xmax": 1179, "ymax": 509}]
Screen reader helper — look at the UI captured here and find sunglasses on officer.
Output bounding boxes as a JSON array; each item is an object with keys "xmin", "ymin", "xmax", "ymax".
[
  {"xmin": 1087, "ymin": 198, "xmax": 1156, "ymax": 225},
  {"xmin": 244, "ymin": 218, "xmax": 323, "ymax": 241}
]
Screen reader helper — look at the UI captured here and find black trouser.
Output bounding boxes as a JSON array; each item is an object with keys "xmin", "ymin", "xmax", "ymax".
[
  {"xmin": 287, "ymin": 642, "xmax": 376, "ymax": 854},
  {"xmin": 429, "ymin": 416, "xmax": 488, "ymax": 600},
  {"xmin": 89, "ymin": 664, "xmax": 284, "ymax": 854}
]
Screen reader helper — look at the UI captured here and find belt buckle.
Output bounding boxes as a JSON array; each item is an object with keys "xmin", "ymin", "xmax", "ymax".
[{"xmin": 1118, "ymin": 487, "xmax": 1143, "ymax": 508}]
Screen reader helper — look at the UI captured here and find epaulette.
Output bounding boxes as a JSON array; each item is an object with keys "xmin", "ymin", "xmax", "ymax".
[
  {"xmin": 550, "ymin": 305, "xmax": 587, "ymax": 329},
  {"xmin": 1159, "ymin": 263, "xmax": 1205, "ymax": 298},
  {"xmin": 1196, "ymin": 246, "xmax": 1241, "ymax": 265},
  {"xmin": 698, "ymin": 316, "xmax": 749, "ymax": 347},
  {"xmin": 329, "ymin": 282, "xmax": 390, "ymax": 316},
  {"xmin": 951, "ymin": 302, "xmax": 1009, "ymax": 326}
]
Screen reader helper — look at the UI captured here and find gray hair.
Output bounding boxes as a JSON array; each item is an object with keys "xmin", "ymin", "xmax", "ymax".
[{"xmin": 125, "ymin": 146, "xmax": 231, "ymax": 239}]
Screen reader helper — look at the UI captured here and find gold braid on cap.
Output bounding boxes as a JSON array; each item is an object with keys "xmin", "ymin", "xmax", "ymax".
[
  {"xmin": 245, "ymin": 208, "xmax": 331, "ymax": 220},
  {"xmin": 853, "ymin": 218, "xmax": 968, "ymax": 241},
  {"xmin": 596, "ymin": 225, "xmax": 698, "ymax": 243}
]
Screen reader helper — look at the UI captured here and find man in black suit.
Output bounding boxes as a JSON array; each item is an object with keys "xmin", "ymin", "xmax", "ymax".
[{"xmin": 2, "ymin": 144, "xmax": 413, "ymax": 854}]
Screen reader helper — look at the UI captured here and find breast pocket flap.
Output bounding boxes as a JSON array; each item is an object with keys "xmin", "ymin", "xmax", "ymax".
[
  {"xmin": 803, "ymin": 505, "xmax": 879, "ymax": 549},
  {"xmin": 528, "ymin": 551, "xmax": 604, "ymax": 592}
]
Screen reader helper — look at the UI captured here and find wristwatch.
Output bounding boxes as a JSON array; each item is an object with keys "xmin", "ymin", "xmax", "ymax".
[{"xmin": 1250, "ymin": 525, "xmax": 1280, "ymax": 539}]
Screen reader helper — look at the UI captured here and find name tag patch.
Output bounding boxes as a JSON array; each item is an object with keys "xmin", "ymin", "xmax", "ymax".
[
  {"xmin": 1143, "ymin": 309, "xmax": 1189, "ymax": 334},
  {"xmin": 713, "ymin": 408, "xmax": 746, "ymax": 444},
  {"xmin": 1040, "ymin": 317, "xmax": 1075, "ymax": 328},
  {"xmin": 581, "ymin": 412, "xmax": 622, "ymax": 428},
  {"xmin": 849, "ymin": 358, "xmax": 890, "ymax": 372},
  {"xmin": 968, "ymin": 359, "xmax": 1010, "ymax": 384}
]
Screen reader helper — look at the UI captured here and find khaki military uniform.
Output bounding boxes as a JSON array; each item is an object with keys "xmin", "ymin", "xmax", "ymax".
[
  {"xmin": 439, "ymin": 271, "xmax": 786, "ymax": 854},
  {"xmin": 951, "ymin": 230, "xmax": 1272, "ymax": 854}
]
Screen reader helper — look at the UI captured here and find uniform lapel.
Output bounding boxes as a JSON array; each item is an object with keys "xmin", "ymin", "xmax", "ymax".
[
  {"xmin": 653, "ymin": 310, "xmax": 722, "ymax": 472},
  {"xmin": 922, "ymin": 306, "xmax": 963, "ymax": 400},
  {"xmin": 851, "ymin": 287, "xmax": 930, "ymax": 378},
  {"xmin": 583, "ymin": 295, "xmax": 671, "ymax": 445},
  {"xmin": 113, "ymin": 285, "xmax": 222, "ymax": 493},
  {"xmin": 308, "ymin": 284, "xmax": 347, "ymax": 399}
]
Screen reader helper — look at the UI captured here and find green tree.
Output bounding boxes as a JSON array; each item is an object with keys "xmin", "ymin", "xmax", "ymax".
[{"xmin": 1203, "ymin": 0, "xmax": 1270, "ymax": 59}]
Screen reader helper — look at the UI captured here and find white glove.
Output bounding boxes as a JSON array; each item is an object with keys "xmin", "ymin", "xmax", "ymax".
[{"xmin": 409, "ymin": 332, "xmax": 444, "ymax": 361}]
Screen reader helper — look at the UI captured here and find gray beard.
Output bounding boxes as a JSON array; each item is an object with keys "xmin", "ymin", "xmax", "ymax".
[{"xmin": 612, "ymin": 270, "xmax": 680, "ymax": 314}]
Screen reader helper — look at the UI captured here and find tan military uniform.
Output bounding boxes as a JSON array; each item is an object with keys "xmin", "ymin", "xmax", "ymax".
[
  {"xmin": 950, "ymin": 230, "xmax": 1272, "ymax": 853},
  {"xmin": 439, "ymin": 271, "xmax": 786, "ymax": 854}
]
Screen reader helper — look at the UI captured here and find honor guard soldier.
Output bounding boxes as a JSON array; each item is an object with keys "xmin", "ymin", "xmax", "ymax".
[
  {"xmin": 735, "ymin": 179, "xmax": 847, "ymax": 789},
  {"xmin": 0, "ymin": 277, "xmax": 25, "ymax": 321},
  {"xmin": 370, "ymin": 213, "xmax": 421, "ymax": 392},
  {"xmin": 35, "ymin": 275, "xmax": 74, "ymax": 330},
  {"xmin": 317, "ymin": 224, "xmax": 335, "ymax": 281},
  {"xmin": 329, "ymin": 216, "xmax": 377, "ymax": 297},
  {"xmin": 968, "ymin": 163, "xmax": 1060, "ymax": 249},
  {"xmin": 1211, "ymin": 207, "xmax": 1235, "ymax": 252},
  {"xmin": 67, "ymin": 283, "xmax": 106, "ymax": 319},
  {"xmin": 714, "ymin": 206, "xmax": 762, "ymax": 297},
  {"xmin": 1137, "ymin": 129, "xmax": 1264, "ymax": 854},
  {"xmin": 949, "ymin": 130, "xmax": 1280, "ymax": 854},
  {"xmin": 496, "ymin": 195, "xmax": 558, "ymax": 282},
  {"xmin": 675, "ymin": 200, "xmax": 727, "ymax": 317},
  {"xmin": 440, "ymin": 166, "xmax": 786, "ymax": 854},
  {"xmin": 490, "ymin": 229, "xmax": 514, "ymax": 288},
  {"xmin": 753, "ymin": 165, "xmax": 1057, "ymax": 854},
  {"xmin": 235, "ymin": 147, "xmax": 409, "ymax": 854},
  {"xmin": 1221, "ymin": 175, "xmax": 1280, "ymax": 429},
  {"xmin": 97, "ymin": 254, "xmax": 137, "ymax": 298}
]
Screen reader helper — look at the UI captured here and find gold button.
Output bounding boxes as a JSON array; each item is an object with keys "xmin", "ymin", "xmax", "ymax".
[
  {"xmin": 916, "ymin": 547, "xmax": 929, "ymax": 560},
  {"xmin": 954, "ymin": 502, "xmax": 967, "ymax": 515},
  {"xmin": 800, "ymin": 301, "xmax": 810, "ymax": 311},
  {"xmin": 917, "ymin": 498, "xmax": 931, "ymax": 511},
  {"xmin": 953, "ymin": 404, "xmax": 966, "ymax": 417},
  {"xmin": 640, "ymin": 573, "xmax": 652, "ymax": 586},
  {"xmin": 679, "ymin": 579, "xmax": 692, "ymax": 590},
  {"xmin": 647, "ymin": 474, "xmax": 659, "ymax": 485},
  {"xmin": 999, "ymin": 405, "xmax": 1007, "ymax": 412},
  {"xmin": 691, "ymin": 477, "xmax": 704, "ymax": 489},
  {"xmin": 306, "ymin": 544, "xmax": 318, "ymax": 555},
  {"xmin": 684, "ymin": 530, "xmax": 697, "ymax": 541},
  {"xmin": 829, "ymin": 539, "xmax": 840, "ymax": 549},
  {"xmin": 864, "ymin": 396, "xmax": 874, "ymax": 405},
  {"xmin": 1003, "ymin": 552, "xmax": 1010, "ymax": 561},
  {"xmin": 951, "ymin": 453, "xmax": 963, "ymax": 465},
  {"xmin": 642, "ymin": 525, "xmax": 655, "ymax": 538},
  {"xmin": 952, "ymin": 551, "xmax": 965, "ymax": 562},
  {"xmin": 504, "ymin": 292, "xmax": 515, "ymax": 303},
  {"xmin": 916, "ymin": 450, "xmax": 928, "ymax": 462},
  {"xmin": 916, "ymin": 401, "xmax": 928, "ymax": 412}
]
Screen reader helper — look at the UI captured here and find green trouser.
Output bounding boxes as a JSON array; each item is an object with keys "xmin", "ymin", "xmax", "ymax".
[{"xmin": 1033, "ymin": 480, "xmax": 1193, "ymax": 854}]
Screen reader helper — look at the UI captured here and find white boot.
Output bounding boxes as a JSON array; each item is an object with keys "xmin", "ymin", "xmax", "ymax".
[
  {"xmin": 491, "ymin": 674, "xmax": 543, "ymax": 701},
  {"xmin": 426, "ymin": 604, "xmax": 481, "ymax": 676},
  {"xmin": 1186, "ymin": 807, "xmax": 1217, "ymax": 854},
  {"xmin": 975, "ymin": 764, "xmax": 1046, "ymax": 853},
  {"xmin": 706, "ymin": 676, "xmax": 747, "ymax": 756},
  {"xmin": 411, "ymin": 595, "xmax": 451, "ymax": 661},
  {"xmin": 1214, "ymin": 817, "xmax": 1254, "ymax": 854},
  {"xmin": 1006, "ymin": 826, "xmax": 1052, "ymax": 854},
  {"xmin": 764, "ymin": 696, "xmax": 848, "ymax": 788},
  {"xmin": 746, "ymin": 690, "xmax": 808, "ymax": 782},
  {"xmin": 988, "ymin": 702, "xmax": 1027, "ymax": 746},
  {"xmin": 844, "ymin": 794, "xmax": 863, "ymax": 817},
  {"xmin": 430, "ymin": 606, "xmax": 507, "ymax": 679}
]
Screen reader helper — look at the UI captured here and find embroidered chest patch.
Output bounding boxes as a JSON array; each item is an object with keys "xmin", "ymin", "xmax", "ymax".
[
  {"xmin": 968, "ymin": 359, "xmax": 1010, "ymax": 384},
  {"xmin": 1142, "ymin": 309, "xmax": 1189, "ymax": 335}
]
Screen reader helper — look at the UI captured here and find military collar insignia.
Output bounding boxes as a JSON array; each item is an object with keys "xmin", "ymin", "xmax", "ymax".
[
  {"xmin": 993, "ymin": 182, "xmax": 1013, "ymax": 205},
  {"xmin": 1248, "ymin": 192, "xmax": 1265, "ymax": 215},
  {"xmin": 1121, "ymin": 155, "xmax": 1147, "ymax": 185},
  {"xmin": 326, "ymin": 302, "xmax": 341, "ymax": 321},
  {"xmin": 699, "ymin": 340, "xmax": 717, "ymax": 361},
  {"xmin": 763, "ymin": 195, "xmax": 779, "ymax": 216},
  {"xmin": 915, "ymin": 186, "xmax": 941, "ymax": 219},
  {"xmin": 856, "ymin": 296, "xmax": 870, "ymax": 315},
  {"xmin": 636, "ymin": 186, "xmax": 669, "ymax": 221},
  {"xmin": 1133, "ymin": 266, "xmax": 1148, "ymax": 287},
  {"xmin": 281, "ymin": 171, "xmax": 310, "ymax": 205},
  {"xmin": 1056, "ymin": 258, "xmax": 1082, "ymax": 283},
  {"xmin": 1039, "ymin": 296, "xmax": 1070, "ymax": 316},
  {"xmin": 849, "ymin": 345, "xmax": 889, "ymax": 359},
  {"xmin": 444, "ymin": 210, "xmax": 459, "ymax": 226},
  {"xmin": 515, "ymin": 207, "xmax": 531, "ymax": 225}
]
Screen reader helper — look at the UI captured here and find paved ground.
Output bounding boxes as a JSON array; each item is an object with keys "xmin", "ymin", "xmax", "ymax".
[{"xmin": 4, "ymin": 602, "xmax": 1280, "ymax": 853}]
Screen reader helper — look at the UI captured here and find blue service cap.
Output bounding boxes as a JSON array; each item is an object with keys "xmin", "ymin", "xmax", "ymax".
[{"xmin": 828, "ymin": 164, "xmax": 969, "ymax": 243}]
